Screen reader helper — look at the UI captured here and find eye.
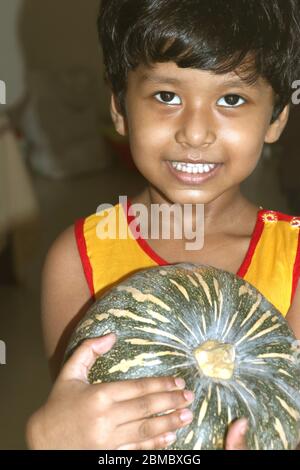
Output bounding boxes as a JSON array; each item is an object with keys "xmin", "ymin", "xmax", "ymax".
[
  {"xmin": 217, "ymin": 94, "xmax": 246, "ymax": 108},
  {"xmin": 154, "ymin": 91, "xmax": 181, "ymax": 105}
]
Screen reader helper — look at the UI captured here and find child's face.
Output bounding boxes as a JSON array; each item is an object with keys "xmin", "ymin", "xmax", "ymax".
[{"xmin": 111, "ymin": 61, "xmax": 289, "ymax": 206}]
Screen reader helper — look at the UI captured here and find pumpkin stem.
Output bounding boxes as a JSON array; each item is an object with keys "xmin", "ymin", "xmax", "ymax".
[{"xmin": 194, "ymin": 340, "xmax": 235, "ymax": 380}]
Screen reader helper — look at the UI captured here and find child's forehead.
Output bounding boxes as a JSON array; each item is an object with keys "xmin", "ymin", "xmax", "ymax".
[{"xmin": 129, "ymin": 61, "xmax": 270, "ymax": 92}]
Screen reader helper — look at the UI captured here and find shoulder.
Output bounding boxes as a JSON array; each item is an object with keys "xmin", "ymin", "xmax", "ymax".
[
  {"xmin": 42, "ymin": 224, "xmax": 87, "ymax": 293},
  {"xmin": 41, "ymin": 223, "xmax": 94, "ymax": 381}
]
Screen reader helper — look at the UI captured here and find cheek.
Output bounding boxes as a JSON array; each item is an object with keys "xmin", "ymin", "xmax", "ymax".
[
  {"xmin": 127, "ymin": 111, "xmax": 172, "ymax": 158},
  {"xmin": 220, "ymin": 118, "xmax": 268, "ymax": 164}
]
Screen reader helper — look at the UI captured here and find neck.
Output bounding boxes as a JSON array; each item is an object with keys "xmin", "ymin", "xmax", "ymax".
[{"xmin": 134, "ymin": 185, "xmax": 255, "ymax": 237}]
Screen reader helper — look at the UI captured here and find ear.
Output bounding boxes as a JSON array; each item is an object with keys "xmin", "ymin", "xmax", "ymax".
[
  {"xmin": 110, "ymin": 94, "xmax": 127, "ymax": 136},
  {"xmin": 264, "ymin": 105, "xmax": 290, "ymax": 144}
]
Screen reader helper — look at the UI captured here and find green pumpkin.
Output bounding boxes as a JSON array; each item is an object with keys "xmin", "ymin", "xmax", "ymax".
[{"xmin": 65, "ymin": 263, "xmax": 300, "ymax": 450}]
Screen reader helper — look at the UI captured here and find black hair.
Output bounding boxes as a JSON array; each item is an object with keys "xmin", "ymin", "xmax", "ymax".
[{"xmin": 98, "ymin": 0, "xmax": 300, "ymax": 122}]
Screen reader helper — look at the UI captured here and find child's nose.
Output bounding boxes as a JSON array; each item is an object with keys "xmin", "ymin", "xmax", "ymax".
[{"xmin": 175, "ymin": 107, "xmax": 216, "ymax": 149}]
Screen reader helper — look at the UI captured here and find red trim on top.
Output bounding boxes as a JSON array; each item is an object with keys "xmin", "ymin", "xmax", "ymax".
[
  {"xmin": 291, "ymin": 229, "xmax": 300, "ymax": 303},
  {"xmin": 124, "ymin": 198, "xmax": 169, "ymax": 266},
  {"xmin": 74, "ymin": 219, "xmax": 95, "ymax": 298},
  {"xmin": 273, "ymin": 211, "xmax": 295, "ymax": 222},
  {"xmin": 235, "ymin": 209, "xmax": 266, "ymax": 278}
]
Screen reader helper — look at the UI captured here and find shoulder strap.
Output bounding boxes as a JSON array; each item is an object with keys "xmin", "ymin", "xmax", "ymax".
[
  {"xmin": 74, "ymin": 203, "xmax": 159, "ymax": 300},
  {"xmin": 243, "ymin": 210, "xmax": 300, "ymax": 316}
]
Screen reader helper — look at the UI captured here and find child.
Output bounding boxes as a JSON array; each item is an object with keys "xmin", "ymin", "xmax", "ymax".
[{"xmin": 26, "ymin": 0, "xmax": 300, "ymax": 450}]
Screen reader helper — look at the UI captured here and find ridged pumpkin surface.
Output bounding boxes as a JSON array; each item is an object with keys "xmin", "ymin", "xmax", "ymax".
[{"xmin": 65, "ymin": 264, "xmax": 300, "ymax": 450}]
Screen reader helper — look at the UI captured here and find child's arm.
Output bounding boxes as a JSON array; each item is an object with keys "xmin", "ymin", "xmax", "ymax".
[
  {"xmin": 40, "ymin": 225, "xmax": 94, "ymax": 381},
  {"xmin": 25, "ymin": 226, "xmax": 195, "ymax": 450}
]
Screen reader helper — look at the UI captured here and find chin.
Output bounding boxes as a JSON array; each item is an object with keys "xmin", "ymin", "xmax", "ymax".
[{"xmin": 167, "ymin": 190, "xmax": 213, "ymax": 206}]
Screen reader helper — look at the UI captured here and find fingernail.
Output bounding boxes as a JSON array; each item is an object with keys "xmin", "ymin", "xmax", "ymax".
[
  {"xmin": 240, "ymin": 419, "xmax": 248, "ymax": 435},
  {"xmin": 165, "ymin": 432, "xmax": 177, "ymax": 444},
  {"xmin": 117, "ymin": 445, "xmax": 131, "ymax": 450},
  {"xmin": 180, "ymin": 409, "xmax": 193, "ymax": 423},
  {"xmin": 175, "ymin": 378, "xmax": 186, "ymax": 389},
  {"xmin": 184, "ymin": 390, "xmax": 194, "ymax": 402}
]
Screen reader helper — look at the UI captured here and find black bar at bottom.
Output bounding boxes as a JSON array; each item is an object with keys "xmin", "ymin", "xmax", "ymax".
[{"xmin": 0, "ymin": 450, "xmax": 299, "ymax": 467}]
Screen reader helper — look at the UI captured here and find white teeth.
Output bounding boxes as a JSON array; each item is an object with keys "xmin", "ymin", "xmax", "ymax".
[{"xmin": 171, "ymin": 161, "xmax": 218, "ymax": 174}]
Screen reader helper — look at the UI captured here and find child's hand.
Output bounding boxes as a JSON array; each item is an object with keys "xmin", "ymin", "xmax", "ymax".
[
  {"xmin": 225, "ymin": 418, "xmax": 248, "ymax": 450},
  {"xmin": 26, "ymin": 333, "xmax": 194, "ymax": 450}
]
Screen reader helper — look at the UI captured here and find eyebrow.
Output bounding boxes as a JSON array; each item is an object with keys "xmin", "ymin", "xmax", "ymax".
[
  {"xmin": 220, "ymin": 78, "xmax": 258, "ymax": 89},
  {"xmin": 140, "ymin": 74, "xmax": 182, "ymax": 85},
  {"xmin": 139, "ymin": 73, "xmax": 257, "ymax": 89}
]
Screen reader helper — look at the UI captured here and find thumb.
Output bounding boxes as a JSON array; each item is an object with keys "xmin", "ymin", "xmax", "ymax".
[
  {"xmin": 60, "ymin": 333, "xmax": 117, "ymax": 383},
  {"xmin": 225, "ymin": 418, "xmax": 248, "ymax": 450}
]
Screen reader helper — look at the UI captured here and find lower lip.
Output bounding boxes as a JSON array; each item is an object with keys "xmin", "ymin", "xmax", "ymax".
[{"xmin": 167, "ymin": 161, "xmax": 223, "ymax": 185}]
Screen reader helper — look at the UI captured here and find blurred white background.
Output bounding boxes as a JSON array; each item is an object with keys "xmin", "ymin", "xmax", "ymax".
[{"xmin": 0, "ymin": 0, "xmax": 25, "ymax": 106}]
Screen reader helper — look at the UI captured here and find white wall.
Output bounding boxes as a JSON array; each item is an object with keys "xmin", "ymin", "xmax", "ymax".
[{"xmin": 0, "ymin": 0, "xmax": 25, "ymax": 106}]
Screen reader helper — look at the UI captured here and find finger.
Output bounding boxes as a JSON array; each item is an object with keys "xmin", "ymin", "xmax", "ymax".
[
  {"xmin": 112, "ymin": 389, "xmax": 194, "ymax": 423},
  {"xmin": 60, "ymin": 333, "xmax": 117, "ymax": 382},
  {"xmin": 117, "ymin": 432, "xmax": 178, "ymax": 450},
  {"xmin": 115, "ymin": 407, "xmax": 193, "ymax": 445},
  {"xmin": 225, "ymin": 418, "xmax": 248, "ymax": 450},
  {"xmin": 97, "ymin": 376, "xmax": 187, "ymax": 402}
]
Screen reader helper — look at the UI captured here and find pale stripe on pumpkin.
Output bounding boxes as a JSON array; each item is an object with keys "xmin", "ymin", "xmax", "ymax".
[
  {"xmin": 116, "ymin": 286, "xmax": 171, "ymax": 311},
  {"xmin": 275, "ymin": 396, "xmax": 300, "ymax": 421},
  {"xmin": 184, "ymin": 431, "xmax": 194, "ymax": 445},
  {"xmin": 227, "ymin": 406, "xmax": 232, "ymax": 425},
  {"xmin": 222, "ymin": 311, "xmax": 239, "ymax": 340},
  {"xmin": 257, "ymin": 352, "xmax": 295, "ymax": 362},
  {"xmin": 124, "ymin": 338, "xmax": 188, "ymax": 354},
  {"xmin": 108, "ymin": 308, "xmax": 156, "ymax": 325},
  {"xmin": 236, "ymin": 311, "xmax": 272, "ymax": 346},
  {"xmin": 216, "ymin": 386, "xmax": 222, "ymax": 416},
  {"xmin": 77, "ymin": 319, "xmax": 94, "ymax": 330},
  {"xmin": 254, "ymin": 435, "xmax": 259, "ymax": 450},
  {"xmin": 239, "ymin": 284, "xmax": 257, "ymax": 298},
  {"xmin": 193, "ymin": 436, "xmax": 203, "ymax": 450},
  {"xmin": 278, "ymin": 368, "xmax": 293, "ymax": 378},
  {"xmin": 147, "ymin": 309, "xmax": 170, "ymax": 323},
  {"xmin": 108, "ymin": 350, "xmax": 184, "ymax": 374},
  {"xmin": 213, "ymin": 277, "xmax": 220, "ymax": 299},
  {"xmin": 236, "ymin": 380, "xmax": 256, "ymax": 400},
  {"xmin": 197, "ymin": 398, "xmax": 208, "ymax": 426},
  {"xmin": 169, "ymin": 279, "xmax": 190, "ymax": 301},
  {"xmin": 216, "ymin": 287, "xmax": 224, "ymax": 322},
  {"xmin": 193, "ymin": 273, "xmax": 212, "ymax": 306},
  {"xmin": 187, "ymin": 274, "xmax": 198, "ymax": 287},
  {"xmin": 134, "ymin": 326, "xmax": 188, "ymax": 346},
  {"xmin": 240, "ymin": 294, "xmax": 262, "ymax": 327},
  {"xmin": 247, "ymin": 323, "xmax": 282, "ymax": 342},
  {"xmin": 274, "ymin": 418, "xmax": 288, "ymax": 449},
  {"xmin": 95, "ymin": 313, "xmax": 110, "ymax": 322}
]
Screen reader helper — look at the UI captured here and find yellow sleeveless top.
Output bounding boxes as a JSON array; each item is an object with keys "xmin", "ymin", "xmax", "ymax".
[{"xmin": 75, "ymin": 198, "xmax": 300, "ymax": 317}]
